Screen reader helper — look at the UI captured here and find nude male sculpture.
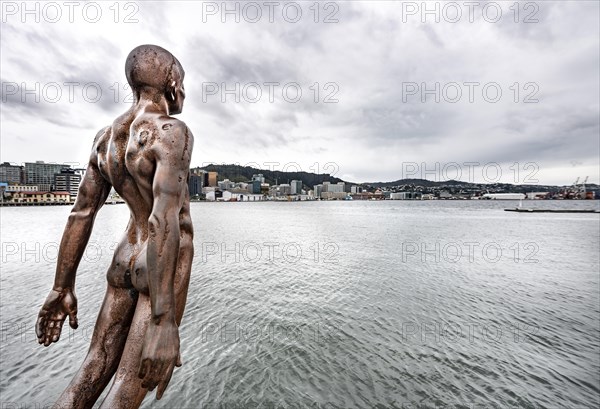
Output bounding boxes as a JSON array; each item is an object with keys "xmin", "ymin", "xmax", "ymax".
[{"xmin": 35, "ymin": 44, "xmax": 194, "ymax": 407}]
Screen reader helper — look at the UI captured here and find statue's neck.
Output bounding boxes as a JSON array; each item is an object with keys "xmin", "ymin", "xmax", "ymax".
[{"xmin": 133, "ymin": 87, "xmax": 170, "ymax": 115}]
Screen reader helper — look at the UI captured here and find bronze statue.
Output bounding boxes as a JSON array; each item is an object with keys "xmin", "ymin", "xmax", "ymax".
[{"xmin": 35, "ymin": 44, "xmax": 194, "ymax": 408}]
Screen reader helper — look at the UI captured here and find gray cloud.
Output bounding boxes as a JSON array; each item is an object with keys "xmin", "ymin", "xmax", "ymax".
[{"xmin": 0, "ymin": 0, "xmax": 598, "ymax": 185}]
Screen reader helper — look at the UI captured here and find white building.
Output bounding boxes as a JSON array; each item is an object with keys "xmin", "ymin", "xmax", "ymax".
[
  {"xmin": 313, "ymin": 184, "xmax": 323, "ymax": 199},
  {"xmin": 275, "ymin": 184, "xmax": 291, "ymax": 196},
  {"xmin": 218, "ymin": 179, "xmax": 235, "ymax": 191},
  {"xmin": 4, "ymin": 185, "xmax": 38, "ymax": 192},
  {"xmin": 222, "ymin": 191, "xmax": 263, "ymax": 201},
  {"xmin": 290, "ymin": 180, "xmax": 302, "ymax": 195},
  {"xmin": 327, "ymin": 182, "xmax": 345, "ymax": 193},
  {"xmin": 390, "ymin": 192, "xmax": 422, "ymax": 200}
]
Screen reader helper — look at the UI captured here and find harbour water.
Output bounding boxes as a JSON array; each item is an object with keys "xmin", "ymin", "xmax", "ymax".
[{"xmin": 1, "ymin": 200, "xmax": 599, "ymax": 408}]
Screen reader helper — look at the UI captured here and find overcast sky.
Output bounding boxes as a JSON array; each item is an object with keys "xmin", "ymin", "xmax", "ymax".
[{"xmin": 1, "ymin": 0, "xmax": 598, "ymax": 185}]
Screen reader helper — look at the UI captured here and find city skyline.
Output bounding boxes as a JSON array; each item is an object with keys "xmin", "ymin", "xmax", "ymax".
[
  {"xmin": 1, "ymin": 2, "xmax": 599, "ymax": 186},
  {"xmin": 2, "ymin": 159, "xmax": 597, "ymax": 190}
]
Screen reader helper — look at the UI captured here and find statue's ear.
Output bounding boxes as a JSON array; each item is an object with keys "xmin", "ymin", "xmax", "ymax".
[{"xmin": 167, "ymin": 80, "xmax": 177, "ymax": 102}]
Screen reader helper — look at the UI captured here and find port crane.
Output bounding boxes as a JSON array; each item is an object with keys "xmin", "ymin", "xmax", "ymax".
[{"xmin": 563, "ymin": 176, "xmax": 592, "ymax": 199}]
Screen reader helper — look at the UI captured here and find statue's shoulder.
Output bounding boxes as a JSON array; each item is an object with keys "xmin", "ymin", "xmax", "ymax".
[
  {"xmin": 156, "ymin": 116, "xmax": 193, "ymax": 143},
  {"xmin": 131, "ymin": 113, "xmax": 190, "ymax": 135},
  {"xmin": 157, "ymin": 115, "xmax": 191, "ymax": 135},
  {"xmin": 89, "ymin": 126, "xmax": 111, "ymax": 163},
  {"xmin": 93, "ymin": 125, "xmax": 111, "ymax": 143},
  {"xmin": 142, "ymin": 115, "xmax": 194, "ymax": 161}
]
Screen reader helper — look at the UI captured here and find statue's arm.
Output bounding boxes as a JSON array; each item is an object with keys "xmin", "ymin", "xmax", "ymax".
[
  {"xmin": 53, "ymin": 142, "xmax": 111, "ymax": 290},
  {"xmin": 139, "ymin": 122, "xmax": 192, "ymax": 397},
  {"xmin": 36, "ymin": 129, "xmax": 111, "ymax": 346},
  {"xmin": 146, "ymin": 163, "xmax": 184, "ymax": 325},
  {"xmin": 146, "ymin": 126, "xmax": 192, "ymax": 325}
]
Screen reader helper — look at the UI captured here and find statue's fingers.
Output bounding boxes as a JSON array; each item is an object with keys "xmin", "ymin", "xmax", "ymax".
[
  {"xmin": 142, "ymin": 374, "xmax": 157, "ymax": 391},
  {"xmin": 35, "ymin": 316, "xmax": 45, "ymax": 340},
  {"xmin": 69, "ymin": 313, "xmax": 79, "ymax": 329},
  {"xmin": 52, "ymin": 320, "xmax": 63, "ymax": 342},
  {"xmin": 138, "ymin": 358, "xmax": 150, "ymax": 379},
  {"xmin": 68, "ymin": 310, "xmax": 78, "ymax": 329},
  {"xmin": 147, "ymin": 361, "xmax": 165, "ymax": 391},
  {"xmin": 156, "ymin": 363, "xmax": 174, "ymax": 400}
]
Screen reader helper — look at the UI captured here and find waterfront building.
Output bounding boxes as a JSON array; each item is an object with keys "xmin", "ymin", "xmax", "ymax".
[
  {"xmin": 350, "ymin": 192, "xmax": 386, "ymax": 200},
  {"xmin": 218, "ymin": 179, "xmax": 235, "ymax": 191},
  {"xmin": 4, "ymin": 185, "xmax": 38, "ymax": 192},
  {"xmin": 313, "ymin": 184, "xmax": 323, "ymax": 199},
  {"xmin": 24, "ymin": 161, "xmax": 70, "ymax": 190},
  {"xmin": 208, "ymin": 171, "xmax": 218, "ymax": 187},
  {"xmin": 222, "ymin": 191, "xmax": 264, "ymax": 202},
  {"xmin": 327, "ymin": 182, "xmax": 345, "ymax": 194},
  {"xmin": 54, "ymin": 168, "xmax": 82, "ymax": 199},
  {"xmin": 248, "ymin": 180, "xmax": 262, "ymax": 194},
  {"xmin": 189, "ymin": 168, "xmax": 209, "ymax": 197},
  {"xmin": 11, "ymin": 191, "xmax": 71, "ymax": 204},
  {"xmin": 205, "ymin": 189, "xmax": 223, "ymax": 201},
  {"xmin": 290, "ymin": 180, "xmax": 302, "ymax": 195},
  {"xmin": 271, "ymin": 184, "xmax": 292, "ymax": 197},
  {"xmin": 390, "ymin": 192, "xmax": 422, "ymax": 200},
  {"xmin": 189, "ymin": 173, "xmax": 204, "ymax": 197},
  {"xmin": 321, "ymin": 191, "xmax": 348, "ymax": 200},
  {"xmin": 0, "ymin": 162, "xmax": 23, "ymax": 184}
]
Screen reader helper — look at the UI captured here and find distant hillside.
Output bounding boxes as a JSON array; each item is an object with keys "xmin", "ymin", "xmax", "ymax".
[
  {"xmin": 366, "ymin": 179, "xmax": 472, "ymax": 188},
  {"xmin": 366, "ymin": 179, "xmax": 600, "ymax": 191},
  {"xmin": 196, "ymin": 164, "xmax": 346, "ymax": 188}
]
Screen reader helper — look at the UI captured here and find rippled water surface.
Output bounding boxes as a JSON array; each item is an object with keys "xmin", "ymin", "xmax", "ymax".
[{"xmin": 1, "ymin": 201, "xmax": 599, "ymax": 408}]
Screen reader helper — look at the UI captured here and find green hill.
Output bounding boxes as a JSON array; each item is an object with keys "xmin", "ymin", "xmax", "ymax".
[{"xmin": 195, "ymin": 163, "xmax": 347, "ymax": 188}]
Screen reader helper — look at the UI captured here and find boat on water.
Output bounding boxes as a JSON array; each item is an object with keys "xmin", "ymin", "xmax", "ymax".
[
  {"xmin": 505, "ymin": 208, "xmax": 600, "ymax": 213},
  {"xmin": 482, "ymin": 193, "xmax": 526, "ymax": 200}
]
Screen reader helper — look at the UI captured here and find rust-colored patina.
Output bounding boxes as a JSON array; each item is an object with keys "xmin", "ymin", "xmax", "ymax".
[{"xmin": 35, "ymin": 45, "xmax": 194, "ymax": 408}]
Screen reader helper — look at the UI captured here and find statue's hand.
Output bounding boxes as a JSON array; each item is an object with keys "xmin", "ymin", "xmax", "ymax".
[
  {"xmin": 35, "ymin": 288, "xmax": 79, "ymax": 346},
  {"xmin": 139, "ymin": 321, "xmax": 182, "ymax": 400}
]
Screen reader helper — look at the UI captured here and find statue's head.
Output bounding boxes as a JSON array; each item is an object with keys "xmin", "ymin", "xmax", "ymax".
[{"xmin": 125, "ymin": 44, "xmax": 185, "ymax": 115}]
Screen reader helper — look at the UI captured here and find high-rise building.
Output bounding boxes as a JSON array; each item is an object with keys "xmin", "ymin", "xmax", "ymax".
[
  {"xmin": 189, "ymin": 173, "xmax": 204, "ymax": 197},
  {"xmin": 0, "ymin": 162, "xmax": 23, "ymax": 184},
  {"xmin": 277, "ymin": 184, "xmax": 291, "ymax": 196},
  {"xmin": 249, "ymin": 180, "xmax": 262, "ymax": 194},
  {"xmin": 54, "ymin": 168, "xmax": 82, "ymax": 198},
  {"xmin": 314, "ymin": 184, "xmax": 323, "ymax": 199},
  {"xmin": 189, "ymin": 169, "xmax": 209, "ymax": 197},
  {"xmin": 25, "ymin": 161, "xmax": 70, "ymax": 190},
  {"xmin": 290, "ymin": 180, "xmax": 302, "ymax": 195},
  {"xmin": 208, "ymin": 171, "xmax": 218, "ymax": 187},
  {"xmin": 327, "ymin": 182, "xmax": 344, "ymax": 193}
]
